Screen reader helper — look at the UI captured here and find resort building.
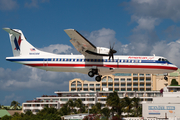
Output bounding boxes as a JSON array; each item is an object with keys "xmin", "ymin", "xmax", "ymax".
[
  {"xmin": 69, "ymin": 73, "xmax": 152, "ymax": 92},
  {"xmin": 69, "ymin": 70, "xmax": 180, "ymax": 92}
]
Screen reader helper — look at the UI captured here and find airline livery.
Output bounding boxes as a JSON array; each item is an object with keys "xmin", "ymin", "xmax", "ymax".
[{"xmin": 3, "ymin": 28, "xmax": 178, "ymax": 82}]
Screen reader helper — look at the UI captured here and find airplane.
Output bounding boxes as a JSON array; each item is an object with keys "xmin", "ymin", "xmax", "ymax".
[{"xmin": 3, "ymin": 28, "xmax": 178, "ymax": 82}]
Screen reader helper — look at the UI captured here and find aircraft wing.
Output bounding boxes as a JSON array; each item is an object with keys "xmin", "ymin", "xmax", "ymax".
[{"xmin": 64, "ymin": 29, "xmax": 96, "ymax": 56}]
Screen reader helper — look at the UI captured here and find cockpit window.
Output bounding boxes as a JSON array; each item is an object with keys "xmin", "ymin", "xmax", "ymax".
[{"xmin": 158, "ymin": 58, "xmax": 170, "ymax": 63}]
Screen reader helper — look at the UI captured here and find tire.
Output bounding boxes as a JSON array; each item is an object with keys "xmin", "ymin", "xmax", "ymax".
[
  {"xmin": 95, "ymin": 76, "xmax": 101, "ymax": 82},
  {"xmin": 164, "ymin": 76, "xmax": 168, "ymax": 80},
  {"xmin": 88, "ymin": 71, "xmax": 94, "ymax": 77}
]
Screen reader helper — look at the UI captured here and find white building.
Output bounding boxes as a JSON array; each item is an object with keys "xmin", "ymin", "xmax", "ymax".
[
  {"xmin": 142, "ymin": 86, "xmax": 180, "ymax": 119},
  {"xmin": 22, "ymin": 90, "xmax": 161, "ymax": 114}
]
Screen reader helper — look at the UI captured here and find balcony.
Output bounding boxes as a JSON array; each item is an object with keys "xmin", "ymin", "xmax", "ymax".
[
  {"xmin": 139, "ymin": 74, "xmax": 144, "ymax": 77},
  {"xmin": 71, "ymin": 86, "xmax": 76, "ymax": 88},
  {"xmin": 146, "ymin": 74, "xmax": 151, "ymax": 77},
  {"xmin": 139, "ymin": 80, "xmax": 144, "ymax": 83},
  {"xmin": 133, "ymin": 79, "xmax": 138, "ymax": 83},
  {"xmin": 133, "ymin": 74, "xmax": 138, "ymax": 77}
]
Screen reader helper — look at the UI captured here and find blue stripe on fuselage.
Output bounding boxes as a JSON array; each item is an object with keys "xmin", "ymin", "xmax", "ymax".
[{"xmin": 6, "ymin": 58, "xmax": 172, "ymax": 64}]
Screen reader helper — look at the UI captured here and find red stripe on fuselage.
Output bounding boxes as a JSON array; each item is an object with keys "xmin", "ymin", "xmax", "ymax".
[{"xmin": 24, "ymin": 63, "xmax": 178, "ymax": 70}]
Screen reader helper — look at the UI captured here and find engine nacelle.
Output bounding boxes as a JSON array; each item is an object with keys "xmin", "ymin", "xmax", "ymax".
[{"xmin": 96, "ymin": 47, "xmax": 110, "ymax": 55}]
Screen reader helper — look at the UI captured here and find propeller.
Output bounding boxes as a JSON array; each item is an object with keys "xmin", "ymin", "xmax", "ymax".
[{"xmin": 108, "ymin": 43, "xmax": 117, "ymax": 61}]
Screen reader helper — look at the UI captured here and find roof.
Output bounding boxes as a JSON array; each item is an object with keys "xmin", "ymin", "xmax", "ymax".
[
  {"xmin": 169, "ymin": 69, "xmax": 180, "ymax": 77},
  {"xmin": 0, "ymin": 109, "xmax": 11, "ymax": 118}
]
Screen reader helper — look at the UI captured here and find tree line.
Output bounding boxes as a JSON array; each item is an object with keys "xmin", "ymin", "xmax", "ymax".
[{"xmin": 1, "ymin": 91, "xmax": 142, "ymax": 120}]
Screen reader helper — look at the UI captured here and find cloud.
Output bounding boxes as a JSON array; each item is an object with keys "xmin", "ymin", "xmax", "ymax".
[
  {"xmin": 24, "ymin": 0, "xmax": 49, "ymax": 8},
  {"xmin": 0, "ymin": 0, "xmax": 18, "ymax": 10},
  {"xmin": 125, "ymin": 0, "xmax": 180, "ymax": 22},
  {"xmin": 25, "ymin": 0, "xmax": 38, "ymax": 8},
  {"xmin": 39, "ymin": 44, "xmax": 73, "ymax": 54},
  {"xmin": 151, "ymin": 40, "xmax": 180, "ymax": 67}
]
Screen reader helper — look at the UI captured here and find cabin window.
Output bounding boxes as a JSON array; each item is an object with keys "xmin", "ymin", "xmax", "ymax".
[
  {"xmin": 69, "ymin": 59, "xmax": 71, "ymax": 61},
  {"xmin": 56, "ymin": 58, "xmax": 58, "ymax": 61},
  {"xmin": 73, "ymin": 59, "xmax": 75, "ymax": 62},
  {"xmin": 66, "ymin": 59, "xmax": 69, "ymax": 61},
  {"xmin": 80, "ymin": 59, "xmax": 83, "ymax": 62},
  {"xmin": 116, "ymin": 59, "xmax": 118, "ymax": 62},
  {"xmin": 77, "ymin": 59, "xmax": 79, "ymax": 62},
  {"xmin": 104, "ymin": 59, "xmax": 107, "ymax": 62}
]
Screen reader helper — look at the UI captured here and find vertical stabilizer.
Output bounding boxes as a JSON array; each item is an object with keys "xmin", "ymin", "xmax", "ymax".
[{"xmin": 3, "ymin": 28, "xmax": 41, "ymax": 57}]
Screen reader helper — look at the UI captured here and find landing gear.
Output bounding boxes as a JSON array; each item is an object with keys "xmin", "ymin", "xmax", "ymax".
[
  {"xmin": 88, "ymin": 69, "xmax": 102, "ymax": 82},
  {"xmin": 95, "ymin": 75, "xmax": 102, "ymax": 82},
  {"xmin": 163, "ymin": 73, "xmax": 168, "ymax": 81},
  {"xmin": 164, "ymin": 76, "xmax": 168, "ymax": 80},
  {"xmin": 88, "ymin": 71, "xmax": 94, "ymax": 77}
]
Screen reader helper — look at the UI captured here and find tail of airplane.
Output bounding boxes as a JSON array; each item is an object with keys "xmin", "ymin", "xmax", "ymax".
[{"xmin": 3, "ymin": 28, "xmax": 53, "ymax": 57}]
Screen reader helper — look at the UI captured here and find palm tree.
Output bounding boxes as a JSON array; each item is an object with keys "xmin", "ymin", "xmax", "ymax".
[
  {"xmin": 101, "ymin": 107, "xmax": 110, "ymax": 119},
  {"xmin": 11, "ymin": 101, "xmax": 20, "ymax": 110},
  {"xmin": 75, "ymin": 99, "xmax": 83, "ymax": 113},
  {"xmin": 123, "ymin": 97, "xmax": 133, "ymax": 117},
  {"xmin": 106, "ymin": 91, "xmax": 120, "ymax": 118},
  {"xmin": 66, "ymin": 99, "xmax": 75, "ymax": 114},
  {"xmin": 132, "ymin": 97, "xmax": 141, "ymax": 117}
]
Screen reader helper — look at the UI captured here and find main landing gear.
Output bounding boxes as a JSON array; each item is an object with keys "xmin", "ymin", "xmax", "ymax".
[
  {"xmin": 164, "ymin": 73, "xmax": 168, "ymax": 81},
  {"xmin": 164, "ymin": 75, "xmax": 168, "ymax": 80},
  {"xmin": 88, "ymin": 69, "xmax": 102, "ymax": 82}
]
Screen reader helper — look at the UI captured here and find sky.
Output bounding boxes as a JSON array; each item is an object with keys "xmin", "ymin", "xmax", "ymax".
[{"xmin": 1, "ymin": 0, "xmax": 180, "ymax": 105}]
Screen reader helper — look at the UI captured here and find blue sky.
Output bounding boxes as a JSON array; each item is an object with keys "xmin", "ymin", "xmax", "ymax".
[{"xmin": 1, "ymin": 0, "xmax": 180, "ymax": 105}]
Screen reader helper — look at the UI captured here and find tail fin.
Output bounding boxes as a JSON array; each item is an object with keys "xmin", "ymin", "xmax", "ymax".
[{"xmin": 3, "ymin": 28, "xmax": 48, "ymax": 57}]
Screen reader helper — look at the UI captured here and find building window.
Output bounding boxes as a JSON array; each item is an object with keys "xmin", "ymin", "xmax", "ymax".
[
  {"xmin": 90, "ymin": 88, "xmax": 94, "ymax": 91},
  {"xmin": 90, "ymin": 84, "xmax": 94, "ymax": 86},
  {"xmin": 114, "ymin": 78, "xmax": 119, "ymax": 81},
  {"xmin": 133, "ymin": 88, "xmax": 138, "ymax": 91},
  {"xmin": 121, "ymin": 78, "xmax": 125, "ymax": 81},
  {"xmin": 109, "ymin": 88, "xmax": 113, "ymax": 91},
  {"xmin": 108, "ymin": 76, "xmax": 113, "ymax": 81},
  {"xmin": 96, "ymin": 84, "xmax": 100, "ymax": 86},
  {"xmin": 96, "ymin": 88, "xmax": 100, "ymax": 91},
  {"xmin": 121, "ymin": 88, "xmax": 125, "ymax": 91},
  {"xmin": 102, "ymin": 84, "xmax": 106, "ymax": 86},
  {"xmin": 115, "ymin": 88, "xmax": 119, "ymax": 91},
  {"xmin": 127, "ymin": 78, "xmax": 131, "ymax": 81},
  {"xmin": 102, "ymin": 77, "xmax": 106, "ymax": 81},
  {"xmin": 114, "ymin": 83, "xmax": 119, "ymax": 86},
  {"xmin": 83, "ymin": 84, "xmax": 88, "ymax": 86},
  {"xmin": 121, "ymin": 84, "xmax": 125, "ymax": 86},
  {"xmin": 84, "ymin": 88, "xmax": 88, "ymax": 91}
]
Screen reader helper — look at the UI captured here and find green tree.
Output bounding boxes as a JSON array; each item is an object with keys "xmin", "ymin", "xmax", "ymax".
[
  {"xmin": 11, "ymin": 101, "xmax": 20, "ymax": 110},
  {"xmin": 101, "ymin": 107, "xmax": 110, "ymax": 119},
  {"xmin": 1, "ymin": 115, "xmax": 12, "ymax": 120},
  {"xmin": 75, "ymin": 99, "xmax": 83, "ymax": 113},
  {"xmin": 123, "ymin": 97, "xmax": 133, "ymax": 117},
  {"xmin": 66, "ymin": 99, "xmax": 75, "ymax": 114},
  {"xmin": 132, "ymin": 97, "xmax": 141, "ymax": 117},
  {"xmin": 171, "ymin": 79, "xmax": 178, "ymax": 85},
  {"xmin": 106, "ymin": 91, "xmax": 120, "ymax": 118}
]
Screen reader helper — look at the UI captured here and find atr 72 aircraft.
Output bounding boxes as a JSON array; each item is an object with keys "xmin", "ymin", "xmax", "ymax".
[{"xmin": 3, "ymin": 28, "xmax": 178, "ymax": 82}]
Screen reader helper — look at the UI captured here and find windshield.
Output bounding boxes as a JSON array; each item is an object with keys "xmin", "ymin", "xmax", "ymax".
[{"xmin": 158, "ymin": 58, "xmax": 170, "ymax": 63}]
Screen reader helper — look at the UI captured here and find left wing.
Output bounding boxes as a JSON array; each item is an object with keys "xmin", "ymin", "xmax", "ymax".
[{"xmin": 64, "ymin": 29, "xmax": 97, "ymax": 56}]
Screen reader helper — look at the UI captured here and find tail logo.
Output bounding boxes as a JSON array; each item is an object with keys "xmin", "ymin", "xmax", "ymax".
[{"xmin": 14, "ymin": 36, "xmax": 22, "ymax": 51}]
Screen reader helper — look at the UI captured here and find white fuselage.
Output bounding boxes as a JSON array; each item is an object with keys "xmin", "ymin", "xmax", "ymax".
[{"xmin": 6, "ymin": 54, "xmax": 178, "ymax": 75}]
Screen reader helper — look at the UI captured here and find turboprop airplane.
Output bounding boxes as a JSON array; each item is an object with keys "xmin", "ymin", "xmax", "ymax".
[{"xmin": 3, "ymin": 28, "xmax": 178, "ymax": 82}]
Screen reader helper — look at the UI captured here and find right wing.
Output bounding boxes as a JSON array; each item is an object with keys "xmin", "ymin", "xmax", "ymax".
[{"xmin": 64, "ymin": 29, "xmax": 97, "ymax": 56}]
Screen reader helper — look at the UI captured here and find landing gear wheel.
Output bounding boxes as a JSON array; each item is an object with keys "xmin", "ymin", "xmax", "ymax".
[
  {"xmin": 95, "ymin": 75, "xmax": 102, "ymax": 82},
  {"xmin": 164, "ymin": 76, "xmax": 168, "ymax": 80},
  {"xmin": 88, "ymin": 71, "xmax": 94, "ymax": 77}
]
